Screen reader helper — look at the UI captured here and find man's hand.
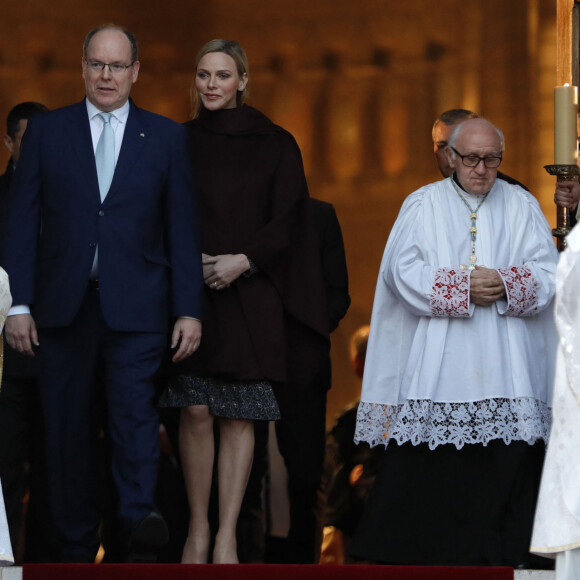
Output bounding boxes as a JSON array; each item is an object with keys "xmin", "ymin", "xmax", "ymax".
[
  {"xmin": 171, "ymin": 317, "xmax": 202, "ymax": 363},
  {"xmin": 554, "ymin": 181, "xmax": 580, "ymax": 210},
  {"xmin": 5, "ymin": 314, "xmax": 39, "ymax": 356},
  {"xmin": 470, "ymin": 266, "xmax": 506, "ymax": 306}
]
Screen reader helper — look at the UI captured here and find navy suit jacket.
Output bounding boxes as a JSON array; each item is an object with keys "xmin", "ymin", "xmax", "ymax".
[{"xmin": 2, "ymin": 99, "xmax": 203, "ymax": 332}]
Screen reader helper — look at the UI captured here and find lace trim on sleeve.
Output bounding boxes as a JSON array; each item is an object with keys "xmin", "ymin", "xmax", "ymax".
[
  {"xmin": 0, "ymin": 269, "xmax": 12, "ymax": 333},
  {"xmin": 354, "ymin": 397, "xmax": 551, "ymax": 450},
  {"xmin": 497, "ymin": 266, "xmax": 538, "ymax": 317},
  {"xmin": 430, "ymin": 268, "xmax": 470, "ymax": 318}
]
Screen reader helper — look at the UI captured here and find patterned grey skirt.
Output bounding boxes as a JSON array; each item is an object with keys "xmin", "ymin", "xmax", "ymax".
[{"xmin": 158, "ymin": 374, "xmax": 280, "ymax": 421}]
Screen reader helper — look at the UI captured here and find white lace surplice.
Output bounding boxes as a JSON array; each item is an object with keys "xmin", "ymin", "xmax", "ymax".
[
  {"xmin": 531, "ymin": 225, "xmax": 580, "ymax": 559},
  {"xmin": 355, "ymin": 177, "xmax": 558, "ymax": 450},
  {"xmin": 0, "ymin": 267, "xmax": 14, "ymax": 565}
]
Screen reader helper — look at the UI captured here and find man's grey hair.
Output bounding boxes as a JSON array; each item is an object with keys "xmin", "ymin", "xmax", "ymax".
[{"xmin": 83, "ymin": 24, "xmax": 139, "ymax": 63}]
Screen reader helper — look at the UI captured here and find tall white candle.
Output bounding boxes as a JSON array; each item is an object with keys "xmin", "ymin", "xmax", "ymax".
[{"xmin": 555, "ymin": 84, "xmax": 578, "ymax": 164}]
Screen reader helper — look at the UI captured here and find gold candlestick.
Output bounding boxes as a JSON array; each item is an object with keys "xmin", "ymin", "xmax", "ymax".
[{"xmin": 545, "ymin": 163, "xmax": 580, "ymax": 251}]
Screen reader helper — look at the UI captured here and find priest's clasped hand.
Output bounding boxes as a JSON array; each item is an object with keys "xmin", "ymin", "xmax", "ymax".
[{"xmin": 469, "ymin": 266, "xmax": 506, "ymax": 306}]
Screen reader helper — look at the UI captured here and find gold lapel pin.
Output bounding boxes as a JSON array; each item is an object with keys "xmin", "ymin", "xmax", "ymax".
[{"xmin": 140, "ymin": 133, "xmax": 145, "ymax": 137}]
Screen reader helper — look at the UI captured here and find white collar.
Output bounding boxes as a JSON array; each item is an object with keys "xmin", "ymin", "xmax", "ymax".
[{"xmin": 85, "ymin": 98, "xmax": 130, "ymax": 123}]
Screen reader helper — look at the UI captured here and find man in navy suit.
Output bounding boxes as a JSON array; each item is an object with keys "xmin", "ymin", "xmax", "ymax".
[{"xmin": 1, "ymin": 25, "xmax": 204, "ymax": 563}]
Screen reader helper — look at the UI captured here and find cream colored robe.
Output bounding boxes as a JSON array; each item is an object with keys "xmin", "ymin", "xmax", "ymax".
[
  {"xmin": 531, "ymin": 224, "xmax": 580, "ymax": 560},
  {"xmin": 0, "ymin": 267, "xmax": 13, "ymax": 565}
]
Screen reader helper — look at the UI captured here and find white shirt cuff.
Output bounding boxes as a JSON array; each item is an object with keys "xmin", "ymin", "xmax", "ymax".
[{"xmin": 8, "ymin": 305, "xmax": 31, "ymax": 316}]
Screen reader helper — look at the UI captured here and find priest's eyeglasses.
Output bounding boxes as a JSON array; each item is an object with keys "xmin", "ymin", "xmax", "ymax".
[
  {"xmin": 451, "ymin": 147, "xmax": 502, "ymax": 169},
  {"xmin": 84, "ymin": 60, "xmax": 134, "ymax": 74}
]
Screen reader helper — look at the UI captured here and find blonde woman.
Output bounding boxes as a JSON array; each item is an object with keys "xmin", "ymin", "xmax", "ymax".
[{"xmin": 160, "ymin": 39, "xmax": 327, "ymax": 564}]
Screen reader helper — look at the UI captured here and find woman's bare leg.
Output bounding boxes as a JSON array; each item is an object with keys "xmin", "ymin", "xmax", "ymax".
[
  {"xmin": 179, "ymin": 405, "xmax": 215, "ymax": 564},
  {"xmin": 213, "ymin": 418, "xmax": 254, "ymax": 564}
]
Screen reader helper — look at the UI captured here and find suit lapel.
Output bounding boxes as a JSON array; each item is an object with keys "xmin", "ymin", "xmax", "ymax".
[
  {"xmin": 64, "ymin": 101, "xmax": 101, "ymax": 201},
  {"xmin": 105, "ymin": 101, "xmax": 149, "ymax": 201}
]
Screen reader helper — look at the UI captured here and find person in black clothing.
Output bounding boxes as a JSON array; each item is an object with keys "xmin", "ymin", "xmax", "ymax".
[
  {"xmin": 0, "ymin": 101, "xmax": 54, "ymax": 563},
  {"xmin": 0, "ymin": 102, "xmax": 49, "ymax": 227},
  {"xmin": 320, "ymin": 325, "xmax": 382, "ymax": 565},
  {"xmin": 238, "ymin": 197, "xmax": 350, "ymax": 564},
  {"xmin": 276, "ymin": 197, "xmax": 350, "ymax": 563}
]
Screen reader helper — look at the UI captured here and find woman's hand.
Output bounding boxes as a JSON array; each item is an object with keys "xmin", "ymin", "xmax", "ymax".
[{"xmin": 203, "ymin": 253, "xmax": 251, "ymax": 290}]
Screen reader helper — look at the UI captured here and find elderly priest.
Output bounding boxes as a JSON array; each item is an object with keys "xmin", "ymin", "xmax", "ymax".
[{"xmin": 351, "ymin": 118, "xmax": 557, "ymax": 568}]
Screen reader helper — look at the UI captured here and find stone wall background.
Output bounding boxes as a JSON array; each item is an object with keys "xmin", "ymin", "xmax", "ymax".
[{"xmin": 0, "ymin": 0, "xmax": 559, "ymax": 425}]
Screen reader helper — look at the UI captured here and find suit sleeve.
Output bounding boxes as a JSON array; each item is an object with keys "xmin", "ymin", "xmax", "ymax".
[{"xmin": 165, "ymin": 124, "xmax": 204, "ymax": 320}]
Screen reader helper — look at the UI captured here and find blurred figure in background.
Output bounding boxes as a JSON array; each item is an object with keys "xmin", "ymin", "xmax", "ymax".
[
  {"xmin": 238, "ymin": 196, "xmax": 350, "ymax": 564},
  {"xmin": 0, "ymin": 101, "xmax": 56, "ymax": 563},
  {"xmin": 320, "ymin": 325, "xmax": 382, "ymax": 565}
]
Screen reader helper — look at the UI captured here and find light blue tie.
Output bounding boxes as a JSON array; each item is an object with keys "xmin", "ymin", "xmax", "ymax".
[
  {"xmin": 91, "ymin": 113, "xmax": 115, "ymax": 277},
  {"xmin": 95, "ymin": 112, "xmax": 115, "ymax": 201}
]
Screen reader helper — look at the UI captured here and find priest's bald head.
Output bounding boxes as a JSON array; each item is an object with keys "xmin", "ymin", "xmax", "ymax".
[{"xmin": 446, "ymin": 118, "xmax": 505, "ymax": 196}]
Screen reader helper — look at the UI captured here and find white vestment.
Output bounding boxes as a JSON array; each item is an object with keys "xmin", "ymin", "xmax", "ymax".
[
  {"xmin": 355, "ymin": 177, "xmax": 558, "ymax": 450},
  {"xmin": 531, "ymin": 224, "xmax": 580, "ymax": 569},
  {"xmin": 0, "ymin": 267, "xmax": 13, "ymax": 565}
]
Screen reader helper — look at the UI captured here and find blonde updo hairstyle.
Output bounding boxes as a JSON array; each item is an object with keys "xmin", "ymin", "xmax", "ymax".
[{"xmin": 191, "ymin": 39, "xmax": 250, "ymax": 118}]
